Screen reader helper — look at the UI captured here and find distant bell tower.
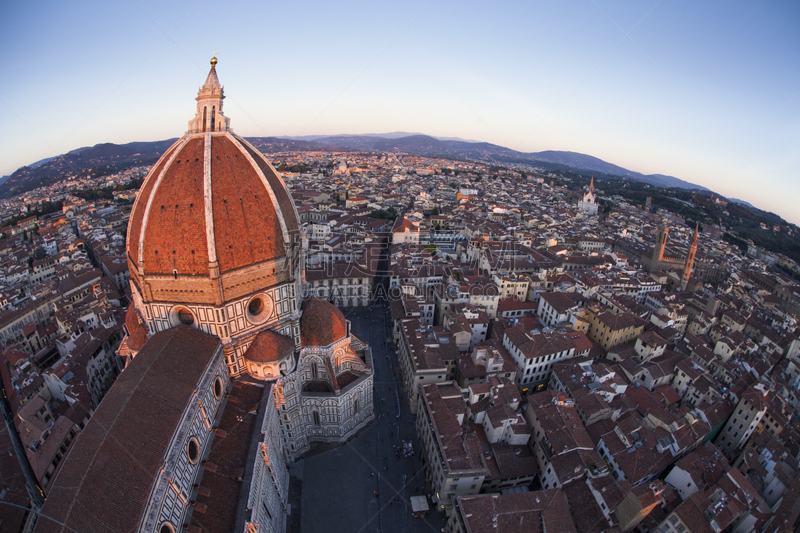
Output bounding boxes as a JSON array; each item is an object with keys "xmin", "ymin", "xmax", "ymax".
[
  {"xmin": 651, "ymin": 226, "xmax": 668, "ymax": 269},
  {"xmin": 681, "ymin": 223, "xmax": 699, "ymax": 291},
  {"xmin": 188, "ymin": 54, "xmax": 231, "ymax": 134}
]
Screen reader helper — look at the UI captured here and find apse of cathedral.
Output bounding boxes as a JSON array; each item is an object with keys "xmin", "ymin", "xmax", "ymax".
[{"xmin": 34, "ymin": 57, "xmax": 374, "ymax": 533}]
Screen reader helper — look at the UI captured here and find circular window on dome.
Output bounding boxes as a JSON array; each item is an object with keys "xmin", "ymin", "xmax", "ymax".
[
  {"xmin": 187, "ymin": 437, "xmax": 201, "ymax": 464},
  {"xmin": 246, "ymin": 295, "xmax": 273, "ymax": 324},
  {"xmin": 213, "ymin": 376, "xmax": 223, "ymax": 399},
  {"xmin": 159, "ymin": 523, "xmax": 175, "ymax": 533}
]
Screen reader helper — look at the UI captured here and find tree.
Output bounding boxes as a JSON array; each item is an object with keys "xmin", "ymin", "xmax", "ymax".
[{"xmin": 369, "ymin": 207, "xmax": 399, "ymax": 220}]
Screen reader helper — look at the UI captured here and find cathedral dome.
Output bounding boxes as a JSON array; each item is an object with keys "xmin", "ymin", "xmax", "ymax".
[
  {"xmin": 300, "ymin": 297, "xmax": 347, "ymax": 347},
  {"xmin": 126, "ymin": 59, "xmax": 300, "ymax": 307}
]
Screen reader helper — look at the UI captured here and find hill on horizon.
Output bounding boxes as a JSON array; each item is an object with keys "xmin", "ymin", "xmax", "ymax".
[
  {"xmin": 298, "ymin": 134, "xmax": 708, "ymax": 191},
  {"xmin": 0, "ymin": 132, "xmax": 719, "ymax": 203}
]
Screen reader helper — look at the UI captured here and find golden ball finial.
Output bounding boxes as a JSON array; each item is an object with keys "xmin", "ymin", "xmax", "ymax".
[{"xmin": 211, "ymin": 52, "xmax": 218, "ymax": 67}]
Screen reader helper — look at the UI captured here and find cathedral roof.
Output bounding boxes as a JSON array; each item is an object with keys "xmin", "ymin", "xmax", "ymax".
[
  {"xmin": 243, "ymin": 328, "xmax": 294, "ymax": 363},
  {"xmin": 126, "ymin": 58, "xmax": 300, "ymax": 305},
  {"xmin": 300, "ymin": 297, "xmax": 347, "ymax": 347},
  {"xmin": 34, "ymin": 326, "xmax": 220, "ymax": 533}
]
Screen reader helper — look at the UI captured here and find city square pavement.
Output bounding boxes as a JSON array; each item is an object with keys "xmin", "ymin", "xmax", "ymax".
[{"xmin": 299, "ymin": 302, "xmax": 447, "ymax": 533}]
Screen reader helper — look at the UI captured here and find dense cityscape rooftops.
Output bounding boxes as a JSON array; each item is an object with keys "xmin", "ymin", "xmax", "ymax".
[{"xmin": 2, "ymin": 142, "xmax": 800, "ymax": 532}]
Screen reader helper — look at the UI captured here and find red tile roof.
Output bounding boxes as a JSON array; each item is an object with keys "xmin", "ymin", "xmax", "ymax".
[
  {"xmin": 124, "ymin": 305, "xmax": 148, "ymax": 352},
  {"xmin": 243, "ymin": 328, "xmax": 295, "ymax": 363},
  {"xmin": 301, "ymin": 297, "xmax": 347, "ymax": 347},
  {"xmin": 127, "ymin": 132, "xmax": 300, "ymax": 293},
  {"xmin": 34, "ymin": 326, "xmax": 221, "ymax": 533}
]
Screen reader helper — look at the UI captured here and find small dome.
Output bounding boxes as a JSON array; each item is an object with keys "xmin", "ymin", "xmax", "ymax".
[
  {"xmin": 300, "ymin": 297, "xmax": 347, "ymax": 347},
  {"xmin": 124, "ymin": 306, "xmax": 148, "ymax": 352},
  {"xmin": 243, "ymin": 329, "xmax": 294, "ymax": 363}
]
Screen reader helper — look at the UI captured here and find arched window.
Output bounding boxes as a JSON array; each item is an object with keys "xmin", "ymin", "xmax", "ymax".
[
  {"xmin": 353, "ymin": 399, "xmax": 358, "ymax": 415},
  {"xmin": 313, "ymin": 411, "xmax": 320, "ymax": 426},
  {"xmin": 202, "ymin": 107, "xmax": 207, "ymax": 132},
  {"xmin": 211, "ymin": 106, "xmax": 216, "ymax": 132},
  {"xmin": 311, "ymin": 362, "xmax": 318, "ymax": 379}
]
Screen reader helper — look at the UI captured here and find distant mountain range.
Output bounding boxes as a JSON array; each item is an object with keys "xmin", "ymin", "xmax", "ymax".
[
  {"xmin": 0, "ymin": 132, "xmax": 710, "ymax": 199},
  {"xmin": 0, "ymin": 139, "xmax": 178, "ymax": 198},
  {"xmin": 285, "ymin": 134, "xmax": 708, "ymax": 191}
]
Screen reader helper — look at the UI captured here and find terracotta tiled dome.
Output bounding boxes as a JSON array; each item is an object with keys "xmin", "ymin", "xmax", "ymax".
[
  {"xmin": 300, "ymin": 297, "xmax": 347, "ymax": 347},
  {"xmin": 243, "ymin": 329, "xmax": 295, "ymax": 363},
  {"xmin": 126, "ymin": 60, "xmax": 300, "ymax": 306},
  {"xmin": 124, "ymin": 306, "xmax": 148, "ymax": 352}
]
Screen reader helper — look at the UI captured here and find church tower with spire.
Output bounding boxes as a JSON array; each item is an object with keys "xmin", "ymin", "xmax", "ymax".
[
  {"xmin": 578, "ymin": 176, "xmax": 598, "ymax": 215},
  {"xmin": 681, "ymin": 223, "xmax": 699, "ymax": 291},
  {"xmin": 649, "ymin": 226, "xmax": 669, "ymax": 271}
]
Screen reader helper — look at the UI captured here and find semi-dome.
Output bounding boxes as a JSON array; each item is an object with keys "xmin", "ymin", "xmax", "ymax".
[
  {"xmin": 300, "ymin": 297, "xmax": 347, "ymax": 347},
  {"xmin": 126, "ymin": 58, "xmax": 301, "ymax": 307},
  {"xmin": 124, "ymin": 306, "xmax": 148, "ymax": 352},
  {"xmin": 243, "ymin": 329, "xmax": 295, "ymax": 363}
]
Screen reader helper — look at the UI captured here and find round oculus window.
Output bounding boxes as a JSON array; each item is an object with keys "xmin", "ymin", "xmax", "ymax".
[
  {"xmin": 248, "ymin": 298, "xmax": 263, "ymax": 315},
  {"xmin": 177, "ymin": 309, "xmax": 194, "ymax": 326},
  {"xmin": 187, "ymin": 437, "xmax": 200, "ymax": 464},
  {"xmin": 214, "ymin": 377, "xmax": 223, "ymax": 399},
  {"xmin": 159, "ymin": 524, "xmax": 175, "ymax": 533},
  {"xmin": 246, "ymin": 295, "xmax": 273, "ymax": 324}
]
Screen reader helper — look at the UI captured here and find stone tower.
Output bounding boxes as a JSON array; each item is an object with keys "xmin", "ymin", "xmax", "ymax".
[
  {"xmin": 681, "ymin": 223, "xmax": 699, "ymax": 291},
  {"xmin": 651, "ymin": 226, "xmax": 669, "ymax": 269}
]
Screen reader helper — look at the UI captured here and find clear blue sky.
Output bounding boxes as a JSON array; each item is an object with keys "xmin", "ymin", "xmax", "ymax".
[{"xmin": 1, "ymin": 1, "xmax": 798, "ymax": 223}]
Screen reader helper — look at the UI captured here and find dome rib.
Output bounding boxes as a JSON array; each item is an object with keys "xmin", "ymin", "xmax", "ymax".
[
  {"xmin": 138, "ymin": 136, "xmax": 196, "ymax": 271},
  {"xmin": 203, "ymin": 133, "xmax": 218, "ymax": 268},
  {"xmin": 235, "ymin": 134, "xmax": 301, "ymax": 240},
  {"xmin": 141, "ymin": 137, "xmax": 208, "ymax": 275},
  {"xmin": 128, "ymin": 138, "xmax": 186, "ymax": 272},
  {"xmin": 230, "ymin": 136, "xmax": 292, "ymax": 245},
  {"xmin": 210, "ymin": 135, "xmax": 285, "ymax": 273}
]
